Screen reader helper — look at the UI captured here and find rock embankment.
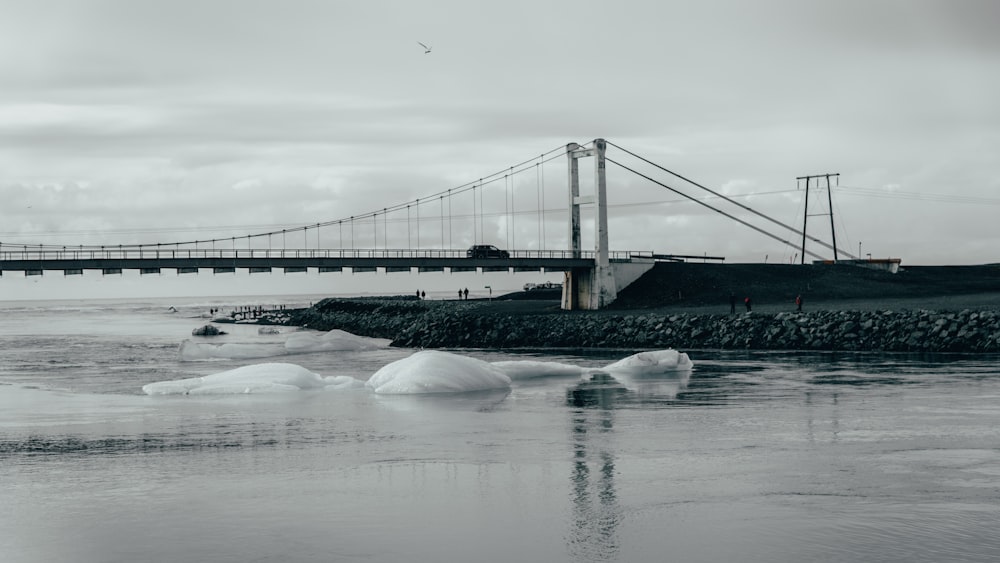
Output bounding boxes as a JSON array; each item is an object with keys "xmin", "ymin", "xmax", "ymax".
[{"xmin": 287, "ymin": 297, "xmax": 1000, "ymax": 353}]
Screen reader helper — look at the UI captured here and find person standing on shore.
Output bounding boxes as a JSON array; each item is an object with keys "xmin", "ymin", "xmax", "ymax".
[
  {"xmin": 745, "ymin": 296, "xmax": 752, "ymax": 313},
  {"xmin": 796, "ymin": 294, "xmax": 803, "ymax": 312},
  {"xmin": 729, "ymin": 292, "xmax": 736, "ymax": 315},
  {"xmin": 463, "ymin": 288, "xmax": 469, "ymax": 300}
]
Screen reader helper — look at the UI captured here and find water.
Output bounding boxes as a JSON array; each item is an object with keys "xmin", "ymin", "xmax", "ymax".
[{"xmin": 2, "ymin": 297, "xmax": 1000, "ymax": 562}]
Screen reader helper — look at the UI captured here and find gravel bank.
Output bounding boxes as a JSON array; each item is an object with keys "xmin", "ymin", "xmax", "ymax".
[
  {"xmin": 277, "ymin": 262, "xmax": 1000, "ymax": 352},
  {"xmin": 283, "ymin": 295, "xmax": 1000, "ymax": 353}
]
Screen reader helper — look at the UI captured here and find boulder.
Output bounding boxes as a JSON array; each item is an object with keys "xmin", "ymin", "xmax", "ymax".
[{"xmin": 192, "ymin": 324, "xmax": 226, "ymax": 336}]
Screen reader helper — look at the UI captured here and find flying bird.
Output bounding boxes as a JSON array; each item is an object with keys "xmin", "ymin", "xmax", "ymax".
[{"xmin": 417, "ymin": 41, "xmax": 432, "ymax": 54}]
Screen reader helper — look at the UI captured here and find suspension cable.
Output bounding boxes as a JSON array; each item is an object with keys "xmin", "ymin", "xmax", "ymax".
[
  {"xmin": 607, "ymin": 141, "xmax": 851, "ymax": 258},
  {"xmin": 606, "ymin": 157, "xmax": 826, "ymax": 261}
]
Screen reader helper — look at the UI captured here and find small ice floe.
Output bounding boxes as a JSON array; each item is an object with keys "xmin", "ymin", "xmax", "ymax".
[
  {"xmin": 597, "ymin": 349, "xmax": 693, "ymax": 398},
  {"xmin": 284, "ymin": 330, "xmax": 391, "ymax": 353},
  {"xmin": 366, "ymin": 350, "xmax": 512, "ymax": 394},
  {"xmin": 602, "ymin": 349, "xmax": 693, "ymax": 375},
  {"xmin": 142, "ymin": 363, "xmax": 364, "ymax": 395},
  {"xmin": 492, "ymin": 350, "xmax": 692, "ymax": 381}
]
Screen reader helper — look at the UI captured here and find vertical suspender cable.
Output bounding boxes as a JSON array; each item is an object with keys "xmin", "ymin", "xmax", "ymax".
[
  {"xmin": 504, "ymin": 174, "xmax": 510, "ymax": 249},
  {"xmin": 540, "ymin": 156, "xmax": 546, "ymax": 251},
  {"xmin": 510, "ymin": 167, "xmax": 515, "ymax": 251},
  {"xmin": 536, "ymin": 162, "xmax": 541, "ymax": 252}
]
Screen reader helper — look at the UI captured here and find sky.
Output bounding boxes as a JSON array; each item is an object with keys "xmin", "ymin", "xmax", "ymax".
[{"xmin": 2, "ymin": 0, "xmax": 999, "ymax": 300}]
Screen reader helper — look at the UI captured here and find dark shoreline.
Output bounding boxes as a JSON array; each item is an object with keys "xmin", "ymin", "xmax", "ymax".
[
  {"xmin": 277, "ymin": 295, "xmax": 1000, "ymax": 353},
  {"xmin": 270, "ymin": 263, "xmax": 1000, "ymax": 353}
]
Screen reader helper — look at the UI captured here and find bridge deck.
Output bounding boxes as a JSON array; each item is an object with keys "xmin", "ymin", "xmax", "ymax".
[{"xmin": 0, "ymin": 249, "xmax": 636, "ymax": 273}]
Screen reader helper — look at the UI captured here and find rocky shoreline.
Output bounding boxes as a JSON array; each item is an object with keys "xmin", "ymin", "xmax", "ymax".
[{"xmin": 281, "ymin": 296, "xmax": 1000, "ymax": 353}]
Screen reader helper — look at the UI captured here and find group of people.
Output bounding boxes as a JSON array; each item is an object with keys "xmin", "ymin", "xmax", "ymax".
[
  {"xmin": 416, "ymin": 288, "xmax": 472, "ymax": 300},
  {"xmin": 729, "ymin": 292, "xmax": 803, "ymax": 314}
]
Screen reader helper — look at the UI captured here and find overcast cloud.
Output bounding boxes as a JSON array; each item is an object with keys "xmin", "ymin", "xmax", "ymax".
[{"xmin": 2, "ymin": 0, "xmax": 999, "ymax": 298}]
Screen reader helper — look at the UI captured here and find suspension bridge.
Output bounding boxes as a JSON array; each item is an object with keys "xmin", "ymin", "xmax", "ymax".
[{"xmin": 1, "ymin": 139, "xmax": 853, "ymax": 309}]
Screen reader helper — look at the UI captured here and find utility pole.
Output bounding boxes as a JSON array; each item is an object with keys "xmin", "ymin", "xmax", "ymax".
[{"xmin": 796, "ymin": 173, "xmax": 840, "ymax": 264}]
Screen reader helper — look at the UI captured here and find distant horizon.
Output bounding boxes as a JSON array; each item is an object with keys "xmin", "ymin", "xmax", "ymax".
[{"xmin": 0, "ymin": 267, "xmax": 558, "ymax": 302}]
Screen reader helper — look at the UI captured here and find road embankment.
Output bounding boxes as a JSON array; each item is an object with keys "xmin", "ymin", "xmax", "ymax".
[{"xmin": 283, "ymin": 297, "xmax": 1000, "ymax": 353}]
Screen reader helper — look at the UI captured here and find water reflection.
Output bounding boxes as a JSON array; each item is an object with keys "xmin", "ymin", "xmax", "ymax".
[
  {"xmin": 804, "ymin": 390, "xmax": 842, "ymax": 443},
  {"xmin": 562, "ymin": 369, "xmax": 692, "ymax": 561},
  {"xmin": 566, "ymin": 373, "xmax": 622, "ymax": 562},
  {"xmin": 567, "ymin": 370, "xmax": 691, "ymax": 409}
]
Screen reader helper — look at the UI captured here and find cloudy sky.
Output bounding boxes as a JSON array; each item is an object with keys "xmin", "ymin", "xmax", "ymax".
[{"xmin": 1, "ymin": 0, "xmax": 998, "ymax": 299}]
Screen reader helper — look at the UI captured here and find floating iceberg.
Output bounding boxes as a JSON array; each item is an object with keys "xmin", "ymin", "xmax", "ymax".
[
  {"xmin": 366, "ymin": 350, "xmax": 512, "ymax": 394},
  {"xmin": 602, "ymin": 349, "xmax": 693, "ymax": 375},
  {"xmin": 284, "ymin": 330, "xmax": 391, "ymax": 353},
  {"xmin": 142, "ymin": 363, "xmax": 365, "ymax": 395},
  {"xmin": 597, "ymin": 349, "xmax": 693, "ymax": 397},
  {"xmin": 148, "ymin": 349, "xmax": 693, "ymax": 398},
  {"xmin": 492, "ymin": 350, "xmax": 692, "ymax": 381}
]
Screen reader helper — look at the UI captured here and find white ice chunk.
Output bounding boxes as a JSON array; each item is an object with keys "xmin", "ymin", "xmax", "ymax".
[
  {"xmin": 602, "ymin": 349, "xmax": 693, "ymax": 375},
  {"xmin": 491, "ymin": 360, "xmax": 586, "ymax": 380},
  {"xmin": 142, "ymin": 363, "xmax": 365, "ymax": 395},
  {"xmin": 366, "ymin": 350, "xmax": 512, "ymax": 394},
  {"xmin": 284, "ymin": 329, "xmax": 391, "ymax": 353}
]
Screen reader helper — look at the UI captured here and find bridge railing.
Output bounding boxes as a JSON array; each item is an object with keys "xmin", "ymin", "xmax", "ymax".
[{"xmin": 0, "ymin": 247, "xmax": 655, "ymax": 262}]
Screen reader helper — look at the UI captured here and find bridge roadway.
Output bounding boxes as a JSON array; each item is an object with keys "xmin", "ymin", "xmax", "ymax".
[{"xmin": 0, "ymin": 248, "xmax": 647, "ymax": 274}]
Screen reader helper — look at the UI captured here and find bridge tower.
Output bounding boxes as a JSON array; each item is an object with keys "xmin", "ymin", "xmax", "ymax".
[{"xmin": 563, "ymin": 139, "xmax": 617, "ymax": 310}]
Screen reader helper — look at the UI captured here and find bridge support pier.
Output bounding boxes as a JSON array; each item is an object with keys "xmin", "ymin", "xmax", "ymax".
[
  {"xmin": 562, "ymin": 139, "xmax": 619, "ymax": 310},
  {"xmin": 561, "ymin": 259, "xmax": 655, "ymax": 310}
]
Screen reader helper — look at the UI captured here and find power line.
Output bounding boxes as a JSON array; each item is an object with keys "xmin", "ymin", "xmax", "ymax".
[{"xmin": 837, "ymin": 185, "xmax": 1000, "ymax": 205}]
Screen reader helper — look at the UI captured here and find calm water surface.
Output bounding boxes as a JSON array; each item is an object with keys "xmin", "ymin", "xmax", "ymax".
[{"xmin": 2, "ymin": 297, "xmax": 999, "ymax": 562}]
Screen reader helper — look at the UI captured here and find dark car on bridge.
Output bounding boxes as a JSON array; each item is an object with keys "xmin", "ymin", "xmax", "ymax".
[{"xmin": 467, "ymin": 244, "xmax": 510, "ymax": 259}]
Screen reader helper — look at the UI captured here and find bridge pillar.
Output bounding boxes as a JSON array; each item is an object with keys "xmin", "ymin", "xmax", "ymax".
[{"xmin": 562, "ymin": 138, "xmax": 617, "ymax": 310}]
